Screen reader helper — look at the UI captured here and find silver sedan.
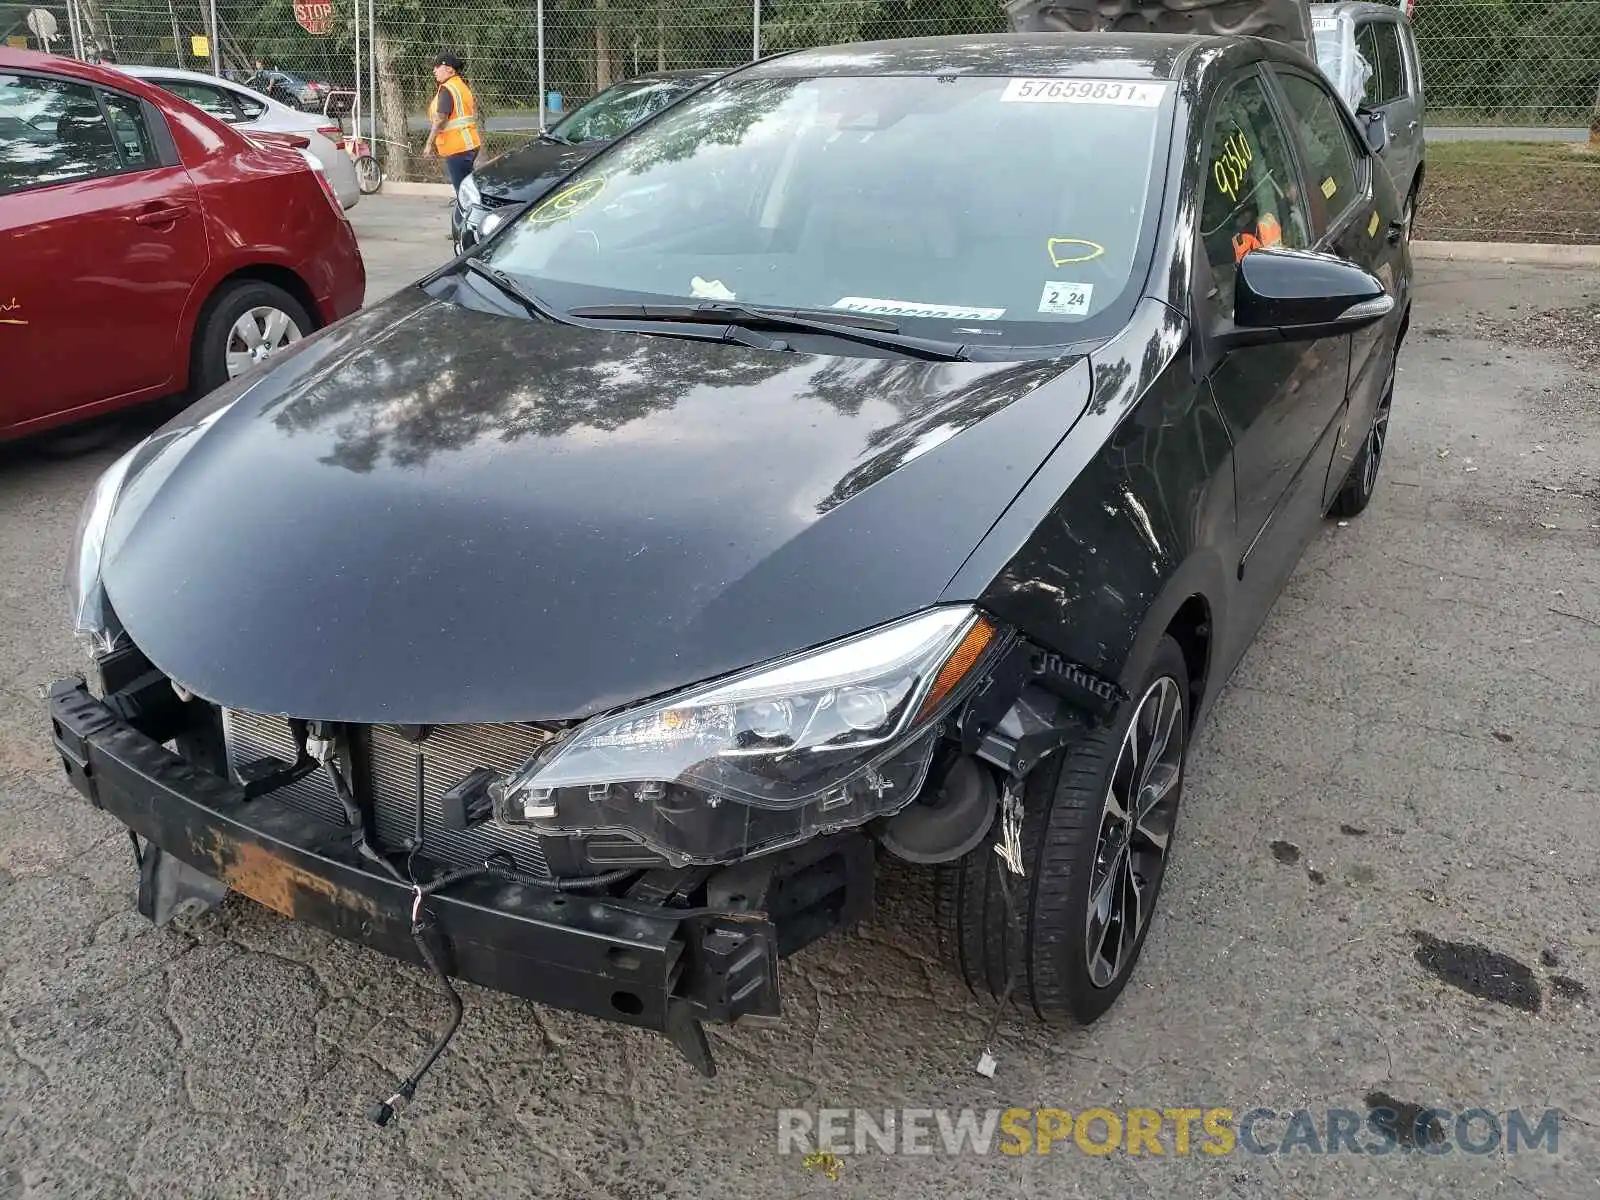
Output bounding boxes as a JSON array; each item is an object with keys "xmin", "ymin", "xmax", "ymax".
[{"xmin": 114, "ymin": 64, "xmax": 361, "ymax": 209}]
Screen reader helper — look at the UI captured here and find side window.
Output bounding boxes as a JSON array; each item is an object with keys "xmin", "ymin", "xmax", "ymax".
[
  {"xmin": 101, "ymin": 93, "xmax": 157, "ymax": 170},
  {"xmin": 232, "ymin": 91, "xmax": 267, "ymax": 121},
  {"xmin": 1372, "ymin": 23, "xmax": 1408, "ymax": 104},
  {"xmin": 1199, "ymin": 74, "xmax": 1315, "ymax": 315},
  {"xmin": 1273, "ymin": 71, "xmax": 1364, "ymax": 232},
  {"xmin": 0, "ymin": 73, "xmax": 121, "ymax": 195},
  {"xmin": 163, "ymin": 80, "xmax": 238, "ymax": 122},
  {"xmin": 1354, "ymin": 23, "xmax": 1383, "ymax": 107}
]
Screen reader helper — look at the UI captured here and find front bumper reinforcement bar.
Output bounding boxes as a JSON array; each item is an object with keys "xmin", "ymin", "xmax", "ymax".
[{"xmin": 46, "ymin": 678, "xmax": 827, "ymax": 1076}]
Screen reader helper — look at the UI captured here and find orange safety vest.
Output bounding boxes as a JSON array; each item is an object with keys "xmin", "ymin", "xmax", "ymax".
[
  {"xmin": 431, "ymin": 74, "xmax": 481, "ymax": 157},
  {"xmin": 1232, "ymin": 212, "xmax": 1284, "ymax": 262}
]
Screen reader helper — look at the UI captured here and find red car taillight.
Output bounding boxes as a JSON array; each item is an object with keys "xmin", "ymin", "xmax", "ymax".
[{"xmin": 316, "ymin": 123, "xmax": 344, "ymax": 151}]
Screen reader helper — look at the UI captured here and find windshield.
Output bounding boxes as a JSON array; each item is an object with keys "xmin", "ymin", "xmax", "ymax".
[
  {"xmin": 550, "ymin": 77, "xmax": 702, "ymax": 144},
  {"xmin": 482, "ymin": 73, "xmax": 1171, "ymax": 348}
]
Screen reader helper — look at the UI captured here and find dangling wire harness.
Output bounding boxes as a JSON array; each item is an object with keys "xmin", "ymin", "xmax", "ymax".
[{"xmin": 314, "ymin": 751, "xmax": 634, "ymax": 1125}]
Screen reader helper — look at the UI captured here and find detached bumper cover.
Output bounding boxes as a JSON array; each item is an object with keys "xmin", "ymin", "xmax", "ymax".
[{"xmin": 46, "ymin": 680, "xmax": 782, "ymax": 1037}]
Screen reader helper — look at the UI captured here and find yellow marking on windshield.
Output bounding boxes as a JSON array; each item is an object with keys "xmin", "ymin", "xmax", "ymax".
[
  {"xmin": 1047, "ymin": 238, "xmax": 1105, "ymax": 267},
  {"xmin": 1368, "ymin": 210, "xmax": 1381, "ymax": 237},
  {"xmin": 1321, "ymin": 176, "xmax": 1338, "ymax": 199},
  {"xmin": 529, "ymin": 176, "xmax": 606, "ymax": 225}
]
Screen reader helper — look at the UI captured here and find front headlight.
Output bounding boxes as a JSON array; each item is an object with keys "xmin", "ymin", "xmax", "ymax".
[
  {"xmin": 64, "ymin": 446, "xmax": 138, "ymax": 659},
  {"xmin": 499, "ymin": 607, "xmax": 1002, "ymax": 864},
  {"xmin": 479, "ymin": 208, "xmax": 506, "ymax": 238},
  {"xmin": 456, "ymin": 171, "xmax": 481, "ymax": 210}
]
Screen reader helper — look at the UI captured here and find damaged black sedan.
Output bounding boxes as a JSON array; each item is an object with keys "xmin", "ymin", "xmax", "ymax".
[{"xmin": 51, "ymin": 30, "xmax": 1409, "ymax": 1120}]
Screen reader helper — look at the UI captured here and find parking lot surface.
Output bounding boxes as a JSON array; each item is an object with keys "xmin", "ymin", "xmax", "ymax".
[{"xmin": 1, "ymin": 198, "xmax": 1596, "ymax": 1199}]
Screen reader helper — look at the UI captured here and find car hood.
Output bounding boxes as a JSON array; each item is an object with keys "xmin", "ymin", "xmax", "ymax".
[
  {"xmin": 472, "ymin": 139, "xmax": 601, "ymax": 201},
  {"xmin": 101, "ymin": 290, "xmax": 1090, "ymax": 724}
]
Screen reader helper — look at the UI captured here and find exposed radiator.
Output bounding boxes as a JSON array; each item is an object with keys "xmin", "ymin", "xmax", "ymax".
[{"xmin": 220, "ymin": 710, "xmax": 558, "ymax": 876}]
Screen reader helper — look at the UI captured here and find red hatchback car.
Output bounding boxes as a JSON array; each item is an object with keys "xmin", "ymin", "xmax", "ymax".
[{"xmin": 0, "ymin": 49, "xmax": 365, "ymax": 443}]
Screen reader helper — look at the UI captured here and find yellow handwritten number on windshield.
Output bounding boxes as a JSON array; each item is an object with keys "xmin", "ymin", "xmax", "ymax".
[{"xmin": 1212, "ymin": 128, "xmax": 1253, "ymax": 202}]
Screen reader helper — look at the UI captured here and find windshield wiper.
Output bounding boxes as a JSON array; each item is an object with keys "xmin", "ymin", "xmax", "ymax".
[
  {"xmin": 462, "ymin": 259, "xmax": 564, "ymax": 322},
  {"xmin": 567, "ymin": 302, "xmax": 967, "ymax": 360}
]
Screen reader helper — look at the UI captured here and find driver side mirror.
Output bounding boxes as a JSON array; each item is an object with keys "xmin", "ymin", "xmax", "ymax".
[{"xmin": 1216, "ymin": 247, "xmax": 1393, "ymax": 351}]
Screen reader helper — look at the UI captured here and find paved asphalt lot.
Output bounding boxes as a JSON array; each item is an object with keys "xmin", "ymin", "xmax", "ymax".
[{"xmin": 1, "ymin": 198, "xmax": 1596, "ymax": 1199}]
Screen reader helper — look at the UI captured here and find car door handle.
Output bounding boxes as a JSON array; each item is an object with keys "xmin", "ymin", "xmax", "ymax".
[
  {"xmin": 1407, "ymin": 120, "xmax": 1420, "ymax": 131},
  {"xmin": 133, "ymin": 204, "xmax": 190, "ymax": 227}
]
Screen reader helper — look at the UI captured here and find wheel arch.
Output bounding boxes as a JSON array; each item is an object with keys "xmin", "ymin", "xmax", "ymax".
[
  {"xmin": 184, "ymin": 265, "xmax": 322, "ymax": 389},
  {"xmin": 1118, "ymin": 549, "xmax": 1230, "ymax": 731}
]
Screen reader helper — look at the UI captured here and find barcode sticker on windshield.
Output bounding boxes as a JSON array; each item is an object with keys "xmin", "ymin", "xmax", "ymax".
[
  {"xmin": 1038, "ymin": 281, "xmax": 1094, "ymax": 316},
  {"xmin": 1000, "ymin": 79, "xmax": 1168, "ymax": 107},
  {"xmin": 834, "ymin": 297, "xmax": 1005, "ymax": 321}
]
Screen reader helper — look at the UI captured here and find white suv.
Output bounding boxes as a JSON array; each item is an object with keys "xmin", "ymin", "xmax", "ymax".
[{"xmin": 1311, "ymin": 2, "xmax": 1427, "ymax": 234}]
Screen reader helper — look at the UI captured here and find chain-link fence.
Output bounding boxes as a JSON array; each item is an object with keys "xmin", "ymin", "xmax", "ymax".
[
  {"xmin": 6, "ymin": 0, "xmax": 1599, "ymax": 238},
  {"xmin": 1414, "ymin": 0, "xmax": 1600, "ymax": 126}
]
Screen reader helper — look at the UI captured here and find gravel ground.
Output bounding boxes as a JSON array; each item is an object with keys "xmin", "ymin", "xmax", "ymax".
[
  {"xmin": 1, "ymin": 201, "xmax": 1597, "ymax": 1198},
  {"xmin": 1485, "ymin": 301, "xmax": 1600, "ymax": 375}
]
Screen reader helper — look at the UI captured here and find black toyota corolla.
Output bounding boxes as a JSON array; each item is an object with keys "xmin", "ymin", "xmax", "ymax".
[{"xmin": 52, "ymin": 31, "xmax": 1410, "ymax": 1119}]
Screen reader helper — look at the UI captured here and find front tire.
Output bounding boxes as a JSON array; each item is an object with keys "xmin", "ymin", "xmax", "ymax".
[
  {"xmin": 936, "ymin": 635, "xmax": 1190, "ymax": 1024},
  {"xmin": 1328, "ymin": 347, "xmax": 1397, "ymax": 518},
  {"xmin": 191, "ymin": 281, "xmax": 310, "ymax": 397}
]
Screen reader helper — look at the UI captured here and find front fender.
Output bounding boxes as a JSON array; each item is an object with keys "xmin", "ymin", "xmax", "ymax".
[{"xmin": 949, "ymin": 304, "xmax": 1242, "ymax": 736}]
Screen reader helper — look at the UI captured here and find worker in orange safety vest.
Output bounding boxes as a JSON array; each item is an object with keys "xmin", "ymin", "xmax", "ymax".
[
  {"xmin": 1232, "ymin": 211, "xmax": 1284, "ymax": 262},
  {"xmin": 424, "ymin": 53, "xmax": 483, "ymax": 193}
]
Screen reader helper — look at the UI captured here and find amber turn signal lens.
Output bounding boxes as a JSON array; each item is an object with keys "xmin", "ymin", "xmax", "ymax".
[{"xmin": 917, "ymin": 615, "xmax": 995, "ymax": 721}]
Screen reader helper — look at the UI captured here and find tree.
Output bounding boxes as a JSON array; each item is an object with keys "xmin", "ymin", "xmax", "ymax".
[{"xmin": 1499, "ymin": 0, "xmax": 1600, "ymax": 123}]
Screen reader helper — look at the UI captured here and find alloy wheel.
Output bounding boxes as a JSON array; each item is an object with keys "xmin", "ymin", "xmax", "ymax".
[
  {"xmin": 1361, "ymin": 368, "xmax": 1396, "ymax": 498},
  {"xmin": 1085, "ymin": 675, "xmax": 1185, "ymax": 988},
  {"xmin": 225, "ymin": 306, "xmax": 302, "ymax": 379}
]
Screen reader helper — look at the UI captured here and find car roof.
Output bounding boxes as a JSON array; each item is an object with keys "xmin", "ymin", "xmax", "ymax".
[
  {"xmin": 0, "ymin": 47, "xmax": 165, "ymax": 94},
  {"xmin": 118, "ymin": 64, "xmax": 265, "ymax": 87},
  {"xmin": 748, "ymin": 32, "xmax": 1233, "ymax": 82},
  {"xmin": 1309, "ymin": 1, "xmax": 1411, "ymax": 22},
  {"xmin": 616, "ymin": 68, "xmax": 723, "ymax": 84}
]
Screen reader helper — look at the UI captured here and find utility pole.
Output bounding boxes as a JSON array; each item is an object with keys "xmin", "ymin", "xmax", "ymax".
[
  {"xmin": 207, "ymin": 0, "xmax": 220, "ymax": 76},
  {"xmin": 167, "ymin": 0, "xmax": 181, "ymax": 66}
]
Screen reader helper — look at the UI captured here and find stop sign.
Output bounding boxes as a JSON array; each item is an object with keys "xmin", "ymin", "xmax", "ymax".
[{"xmin": 293, "ymin": 0, "xmax": 334, "ymax": 34}]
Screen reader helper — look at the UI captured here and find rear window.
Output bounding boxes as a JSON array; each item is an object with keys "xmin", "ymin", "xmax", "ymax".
[
  {"xmin": 1369, "ymin": 22, "xmax": 1408, "ymax": 104},
  {"xmin": 1273, "ymin": 70, "xmax": 1364, "ymax": 231},
  {"xmin": 485, "ymin": 73, "xmax": 1173, "ymax": 347}
]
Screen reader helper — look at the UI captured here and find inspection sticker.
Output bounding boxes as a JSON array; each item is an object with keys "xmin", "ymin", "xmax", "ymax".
[
  {"xmin": 835, "ymin": 297, "xmax": 1005, "ymax": 320},
  {"xmin": 1038, "ymin": 281, "xmax": 1094, "ymax": 316},
  {"xmin": 1000, "ymin": 78, "xmax": 1169, "ymax": 107}
]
